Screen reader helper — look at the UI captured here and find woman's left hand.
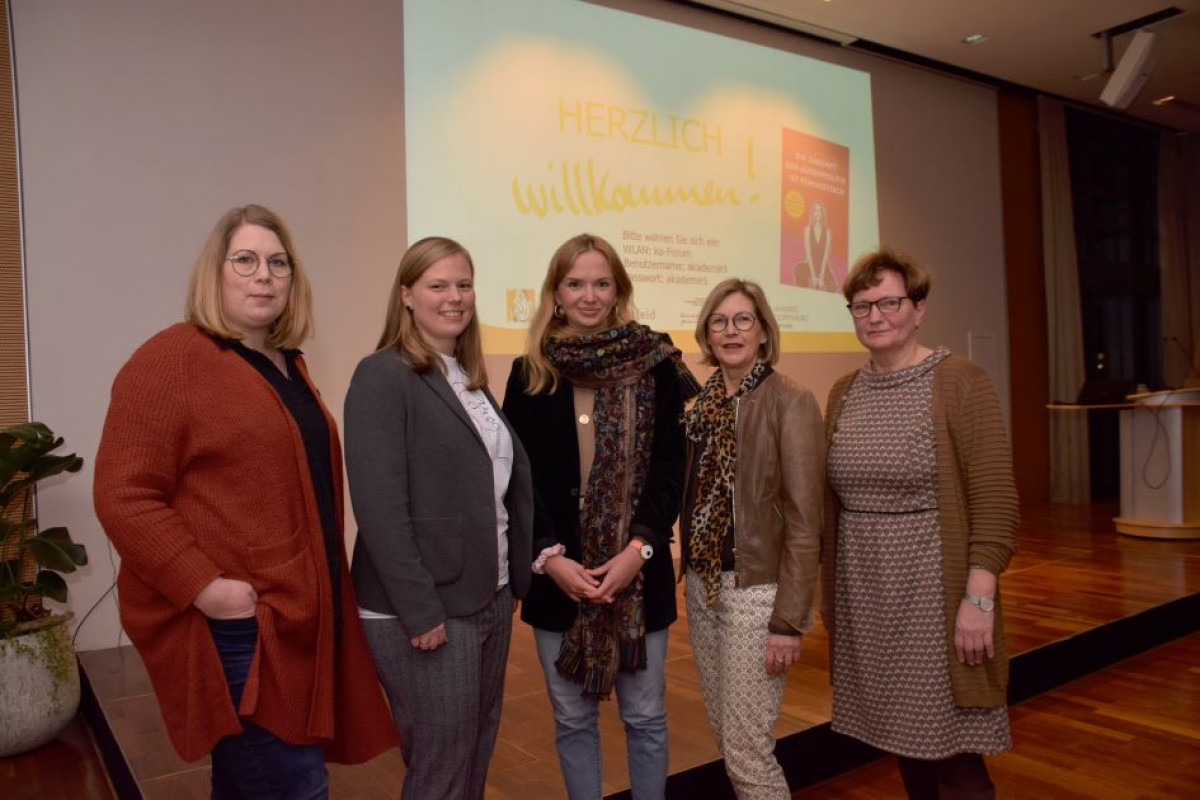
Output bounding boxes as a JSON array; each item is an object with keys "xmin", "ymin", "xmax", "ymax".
[
  {"xmin": 585, "ymin": 546, "xmax": 645, "ymax": 604},
  {"xmin": 410, "ymin": 622, "xmax": 448, "ymax": 652},
  {"xmin": 954, "ymin": 603, "xmax": 995, "ymax": 666},
  {"xmin": 764, "ymin": 633, "xmax": 802, "ymax": 677}
]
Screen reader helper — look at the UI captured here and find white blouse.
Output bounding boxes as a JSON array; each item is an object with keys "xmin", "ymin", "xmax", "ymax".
[{"xmin": 442, "ymin": 354, "xmax": 514, "ymax": 590}]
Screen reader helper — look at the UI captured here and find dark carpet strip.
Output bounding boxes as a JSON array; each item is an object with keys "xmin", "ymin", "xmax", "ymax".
[
  {"xmin": 619, "ymin": 591, "xmax": 1200, "ymax": 800},
  {"xmin": 79, "ymin": 666, "xmax": 141, "ymax": 800}
]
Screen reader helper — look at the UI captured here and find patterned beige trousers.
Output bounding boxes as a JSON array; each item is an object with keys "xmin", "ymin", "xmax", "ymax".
[{"xmin": 686, "ymin": 570, "xmax": 790, "ymax": 800}]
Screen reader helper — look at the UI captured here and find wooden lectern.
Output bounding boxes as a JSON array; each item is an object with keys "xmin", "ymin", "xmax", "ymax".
[{"xmin": 1114, "ymin": 389, "xmax": 1200, "ymax": 539}]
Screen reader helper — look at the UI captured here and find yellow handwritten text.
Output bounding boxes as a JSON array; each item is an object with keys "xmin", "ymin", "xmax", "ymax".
[
  {"xmin": 511, "ymin": 158, "xmax": 753, "ymax": 218},
  {"xmin": 558, "ymin": 99, "xmax": 722, "ymax": 155}
]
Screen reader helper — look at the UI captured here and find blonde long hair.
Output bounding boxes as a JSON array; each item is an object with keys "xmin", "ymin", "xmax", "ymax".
[
  {"xmin": 521, "ymin": 233, "xmax": 637, "ymax": 394},
  {"xmin": 185, "ymin": 204, "xmax": 314, "ymax": 349},
  {"xmin": 376, "ymin": 236, "xmax": 487, "ymax": 390}
]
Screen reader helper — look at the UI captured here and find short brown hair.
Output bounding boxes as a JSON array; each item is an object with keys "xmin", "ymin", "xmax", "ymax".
[
  {"xmin": 694, "ymin": 278, "xmax": 781, "ymax": 367},
  {"xmin": 842, "ymin": 248, "xmax": 933, "ymax": 303},
  {"xmin": 520, "ymin": 233, "xmax": 638, "ymax": 394},
  {"xmin": 185, "ymin": 204, "xmax": 314, "ymax": 349},
  {"xmin": 376, "ymin": 236, "xmax": 487, "ymax": 391}
]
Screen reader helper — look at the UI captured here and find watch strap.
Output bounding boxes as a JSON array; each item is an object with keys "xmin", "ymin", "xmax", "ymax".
[
  {"xmin": 963, "ymin": 591, "xmax": 995, "ymax": 612},
  {"xmin": 627, "ymin": 539, "xmax": 653, "ymax": 560}
]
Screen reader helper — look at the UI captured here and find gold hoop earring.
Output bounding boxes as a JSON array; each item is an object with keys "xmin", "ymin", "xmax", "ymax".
[{"xmin": 554, "ymin": 304, "xmax": 565, "ymax": 318}]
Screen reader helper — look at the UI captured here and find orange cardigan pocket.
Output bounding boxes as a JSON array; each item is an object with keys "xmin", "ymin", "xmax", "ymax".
[{"xmin": 244, "ymin": 527, "xmax": 309, "ymax": 571}]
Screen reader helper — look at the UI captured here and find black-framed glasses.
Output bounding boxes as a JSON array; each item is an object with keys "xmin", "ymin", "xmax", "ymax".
[
  {"xmin": 226, "ymin": 250, "xmax": 293, "ymax": 278},
  {"xmin": 847, "ymin": 296, "xmax": 910, "ymax": 319},
  {"xmin": 708, "ymin": 312, "xmax": 758, "ymax": 332}
]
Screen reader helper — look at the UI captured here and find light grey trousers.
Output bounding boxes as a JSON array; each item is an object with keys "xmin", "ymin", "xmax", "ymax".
[
  {"xmin": 362, "ymin": 588, "xmax": 513, "ymax": 800},
  {"xmin": 686, "ymin": 571, "xmax": 790, "ymax": 800}
]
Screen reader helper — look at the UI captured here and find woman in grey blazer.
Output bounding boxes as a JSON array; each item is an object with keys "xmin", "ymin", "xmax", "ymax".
[{"xmin": 344, "ymin": 236, "xmax": 533, "ymax": 799}]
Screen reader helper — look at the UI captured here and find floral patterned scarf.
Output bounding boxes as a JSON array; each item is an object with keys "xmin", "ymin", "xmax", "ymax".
[{"xmin": 546, "ymin": 322, "xmax": 696, "ymax": 699}]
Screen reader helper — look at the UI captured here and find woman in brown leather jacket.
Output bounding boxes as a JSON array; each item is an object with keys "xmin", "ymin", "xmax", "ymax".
[{"xmin": 680, "ymin": 278, "xmax": 825, "ymax": 799}]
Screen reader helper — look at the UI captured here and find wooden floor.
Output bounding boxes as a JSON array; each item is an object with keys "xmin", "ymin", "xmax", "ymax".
[
  {"xmin": 6, "ymin": 501, "xmax": 1200, "ymax": 799},
  {"xmin": 0, "ymin": 711, "xmax": 112, "ymax": 800},
  {"xmin": 801, "ymin": 630, "xmax": 1200, "ymax": 799}
]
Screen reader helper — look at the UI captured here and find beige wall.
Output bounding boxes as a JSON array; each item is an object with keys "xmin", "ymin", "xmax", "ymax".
[{"xmin": 11, "ymin": 0, "xmax": 1007, "ymax": 651}]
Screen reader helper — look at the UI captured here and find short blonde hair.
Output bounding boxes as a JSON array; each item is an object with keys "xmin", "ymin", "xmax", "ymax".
[
  {"xmin": 376, "ymin": 236, "xmax": 487, "ymax": 391},
  {"xmin": 842, "ymin": 248, "xmax": 933, "ymax": 303},
  {"xmin": 185, "ymin": 204, "xmax": 314, "ymax": 349},
  {"xmin": 521, "ymin": 233, "xmax": 637, "ymax": 395},
  {"xmin": 693, "ymin": 278, "xmax": 781, "ymax": 367}
]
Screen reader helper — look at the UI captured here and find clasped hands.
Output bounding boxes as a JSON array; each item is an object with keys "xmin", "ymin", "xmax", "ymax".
[
  {"xmin": 409, "ymin": 548, "xmax": 636, "ymax": 652},
  {"xmin": 543, "ymin": 547, "xmax": 644, "ymax": 605}
]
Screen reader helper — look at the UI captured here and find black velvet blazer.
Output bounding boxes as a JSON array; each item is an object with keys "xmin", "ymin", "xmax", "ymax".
[{"xmin": 502, "ymin": 357, "xmax": 686, "ymax": 633}]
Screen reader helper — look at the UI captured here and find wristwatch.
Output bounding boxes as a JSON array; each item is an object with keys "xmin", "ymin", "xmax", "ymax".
[
  {"xmin": 628, "ymin": 538, "xmax": 654, "ymax": 560},
  {"xmin": 963, "ymin": 592, "xmax": 995, "ymax": 612}
]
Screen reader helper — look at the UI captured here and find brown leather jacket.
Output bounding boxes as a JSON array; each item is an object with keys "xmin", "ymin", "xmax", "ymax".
[{"xmin": 682, "ymin": 370, "xmax": 825, "ymax": 635}]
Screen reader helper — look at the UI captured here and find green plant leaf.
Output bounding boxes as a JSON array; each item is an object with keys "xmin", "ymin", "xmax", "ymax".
[
  {"xmin": 26, "ymin": 452, "xmax": 84, "ymax": 483},
  {"xmin": 35, "ymin": 570, "xmax": 68, "ymax": 603},
  {"xmin": 0, "ymin": 423, "xmax": 57, "ymax": 474},
  {"xmin": 0, "ymin": 422, "xmax": 85, "ymax": 620},
  {"xmin": 28, "ymin": 527, "xmax": 88, "ymax": 572},
  {"xmin": 0, "ymin": 423, "xmax": 80, "ymax": 494}
]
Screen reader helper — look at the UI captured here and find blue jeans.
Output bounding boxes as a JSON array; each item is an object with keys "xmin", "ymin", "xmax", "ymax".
[
  {"xmin": 206, "ymin": 617, "xmax": 329, "ymax": 800},
  {"xmin": 533, "ymin": 627, "xmax": 669, "ymax": 800}
]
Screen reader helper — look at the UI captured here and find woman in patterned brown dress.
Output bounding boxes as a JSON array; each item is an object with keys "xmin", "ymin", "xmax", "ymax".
[{"xmin": 821, "ymin": 249, "xmax": 1019, "ymax": 800}]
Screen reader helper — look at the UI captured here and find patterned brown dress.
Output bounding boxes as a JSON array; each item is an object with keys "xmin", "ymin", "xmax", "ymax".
[{"xmin": 826, "ymin": 348, "xmax": 1010, "ymax": 758}]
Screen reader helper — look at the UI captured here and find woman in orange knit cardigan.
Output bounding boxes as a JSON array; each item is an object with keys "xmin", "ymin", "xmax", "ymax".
[
  {"xmin": 822, "ymin": 248, "xmax": 1019, "ymax": 800},
  {"xmin": 94, "ymin": 204, "xmax": 396, "ymax": 798}
]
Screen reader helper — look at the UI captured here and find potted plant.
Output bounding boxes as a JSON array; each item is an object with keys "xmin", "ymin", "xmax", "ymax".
[{"xmin": 0, "ymin": 421, "xmax": 86, "ymax": 756}]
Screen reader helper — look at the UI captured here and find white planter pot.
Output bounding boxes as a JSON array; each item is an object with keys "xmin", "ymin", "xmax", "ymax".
[{"xmin": 0, "ymin": 614, "xmax": 81, "ymax": 757}]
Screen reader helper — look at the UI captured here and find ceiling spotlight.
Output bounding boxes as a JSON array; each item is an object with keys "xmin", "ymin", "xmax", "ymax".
[{"xmin": 963, "ymin": 33, "xmax": 989, "ymax": 45}]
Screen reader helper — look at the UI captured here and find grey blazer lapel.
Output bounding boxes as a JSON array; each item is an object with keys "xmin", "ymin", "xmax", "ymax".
[{"xmin": 419, "ymin": 369, "xmax": 485, "ymax": 448}]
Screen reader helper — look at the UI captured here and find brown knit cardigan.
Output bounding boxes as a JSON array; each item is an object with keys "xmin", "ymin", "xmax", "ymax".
[
  {"xmin": 821, "ymin": 354, "xmax": 1019, "ymax": 707},
  {"xmin": 94, "ymin": 323, "xmax": 398, "ymax": 762}
]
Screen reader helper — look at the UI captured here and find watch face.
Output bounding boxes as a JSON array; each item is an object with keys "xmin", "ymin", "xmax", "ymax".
[
  {"xmin": 979, "ymin": 597, "xmax": 995, "ymax": 612},
  {"xmin": 639, "ymin": 544, "xmax": 654, "ymax": 560}
]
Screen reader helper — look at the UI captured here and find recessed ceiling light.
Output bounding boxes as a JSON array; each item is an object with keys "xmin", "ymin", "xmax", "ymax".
[
  {"xmin": 963, "ymin": 33, "xmax": 989, "ymax": 45},
  {"xmin": 1152, "ymin": 95, "xmax": 1176, "ymax": 106}
]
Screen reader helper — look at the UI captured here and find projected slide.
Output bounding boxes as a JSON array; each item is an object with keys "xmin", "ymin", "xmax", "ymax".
[{"xmin": 404, "ymin": 0, "xmax": 878, "ymax": 351}]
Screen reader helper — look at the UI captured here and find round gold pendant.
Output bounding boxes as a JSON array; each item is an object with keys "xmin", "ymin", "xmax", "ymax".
[{"xmin": 578, "ymin": 413, "xmax": 591, "ymax": 425}]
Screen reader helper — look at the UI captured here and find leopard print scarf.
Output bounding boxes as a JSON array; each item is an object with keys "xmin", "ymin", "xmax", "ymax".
[{"xmin": 684, "ymin": 360, "xmax": 771, "ymax": 606}]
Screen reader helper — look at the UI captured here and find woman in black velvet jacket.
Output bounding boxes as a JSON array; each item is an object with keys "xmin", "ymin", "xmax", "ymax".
[{"xmin": 502, "ymin": 233, "xmax": 695, "ymax": 799}]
